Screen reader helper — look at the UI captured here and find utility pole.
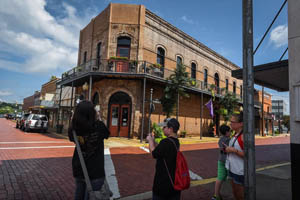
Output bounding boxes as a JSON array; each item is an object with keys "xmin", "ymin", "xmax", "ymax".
[
  {"xmin": 148, "ymin": 88, "xmax": 153, "ymax": 135},
  {"xmin": 261, "ymin": 87, "xmax": 264, "ymax": 136},
  {"xmin": 243, "ymin": 0, "xmax": 256, "ymax": 199}
]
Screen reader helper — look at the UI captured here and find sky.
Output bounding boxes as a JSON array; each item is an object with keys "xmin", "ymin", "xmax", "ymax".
[{"xmin": 0, "ymin": 0, "xmax": 289, "ymax": 113}]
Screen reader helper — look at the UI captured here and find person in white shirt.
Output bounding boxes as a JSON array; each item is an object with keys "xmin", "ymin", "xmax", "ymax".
[{"xmin": 224, "ymin": 112, "xmax": 244, "ymax": 200}]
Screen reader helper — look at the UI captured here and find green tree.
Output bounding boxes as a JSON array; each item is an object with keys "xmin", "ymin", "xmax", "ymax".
[
  {"xmin": 160, "ymin": 64, "xmax": 194, "ymax": 118},
  {"xmin": 50, "ymin": 75, "xmax": 57, "ymax": 81},
  {"xmin": 218, "ymin": 92, "xmax": 240, "ymax": 124},
  {"xmin": 282, "ymin": 115, "xmax": 290, "ymax": 130}
]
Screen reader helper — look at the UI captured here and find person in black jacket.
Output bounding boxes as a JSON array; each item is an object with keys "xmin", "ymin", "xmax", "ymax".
[
  {"xmin": 68, "ymin": 101, "xmax": 110, "ymax": 200},
  {"xmin": 147, "ymin": 118, "xmax": 181, "ymax": 200}
]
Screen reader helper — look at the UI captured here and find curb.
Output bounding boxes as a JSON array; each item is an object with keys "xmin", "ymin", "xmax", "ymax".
[{"xmin": 117, "ymin": 162, "xmax": 291, "ymax": 200}]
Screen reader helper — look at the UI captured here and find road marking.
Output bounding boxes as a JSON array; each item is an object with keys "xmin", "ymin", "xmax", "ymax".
[
  {"xmin": 104, "ymin": 148, "xmax": 120, "ymax": 199},
  {"xmin": 0, "ymin": 141, "xmax": 71, "ymax": 144},
  {"xmin": 256, "ymin": 162, "xmax": 290, "ymax": 171},
  {"xmin": 191, "ymin": 162, "xmax": 291, "ymax": 186},
  {"xmin": 139, "ymin": 146, "xmax": 203, "ymax": 180},
  {"xmin": 0, "ymin": 146, "xmax": 75, "ymax": 150},
  {"xmin": 139, "ymin": 146, "xmax": 149, "ymax": 153}
]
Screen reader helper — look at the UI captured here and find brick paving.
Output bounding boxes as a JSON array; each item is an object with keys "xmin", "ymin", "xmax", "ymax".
[{"xmin": 0, "ymin": 118, "xmax": 291, "ymax": 199}]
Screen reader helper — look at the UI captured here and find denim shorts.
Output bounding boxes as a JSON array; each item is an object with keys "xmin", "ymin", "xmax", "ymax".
[{"xmin": 228, "ymin": 171, "xmax": 244, "ymax": 185}]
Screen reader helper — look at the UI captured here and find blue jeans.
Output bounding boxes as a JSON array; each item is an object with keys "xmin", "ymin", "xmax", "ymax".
[{"xmin": 74, "ymin": 177, "xmax": 105, "ymax": 200}]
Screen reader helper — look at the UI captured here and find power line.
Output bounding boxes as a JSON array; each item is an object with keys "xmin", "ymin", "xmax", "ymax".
[{"xmin": 253, "ymin": 0, "xmax": 287, "ymax": 55}]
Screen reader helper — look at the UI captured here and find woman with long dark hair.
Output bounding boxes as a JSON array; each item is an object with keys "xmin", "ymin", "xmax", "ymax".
[{"xmin": 68, "ymin": 101, "xmax": 110, "ymax": 200}]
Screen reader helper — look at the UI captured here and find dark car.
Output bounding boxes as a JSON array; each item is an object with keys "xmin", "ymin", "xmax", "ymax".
[{"xmin": 17, "ymin": 113, "xmax": 30, "ymax": 130}]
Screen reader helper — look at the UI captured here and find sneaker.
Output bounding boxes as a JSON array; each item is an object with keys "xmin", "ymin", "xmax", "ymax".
[{"xmin": 211, "ymin": 195, "xmax": 222, "ymax": 200}]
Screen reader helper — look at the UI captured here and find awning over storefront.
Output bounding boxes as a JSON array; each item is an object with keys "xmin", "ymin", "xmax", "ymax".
[{"xmin": 232, "ymin": 59, "xmax": 289, "ymax": 92}]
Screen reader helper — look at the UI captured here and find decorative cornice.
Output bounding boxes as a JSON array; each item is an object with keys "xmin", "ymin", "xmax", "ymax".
[{"xmin": 145, "ymin": 9, "xmax": 240, "ymax": 71}]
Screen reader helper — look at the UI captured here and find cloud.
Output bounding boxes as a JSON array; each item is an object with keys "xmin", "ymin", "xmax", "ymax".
[
  {"xmin": 270, "ymin": 25, "xmax": 288, "ymax": 48},
  {"xmin": 0, "ymin": 90, "xmax": 13, "ymax": 96},
  {"xmin": 181, "ymin": 15, "xmax": 196, "ymax": 25},
  {"xmin": 0, "ymin": 0, "xmax": 96, "ymax": 74}
]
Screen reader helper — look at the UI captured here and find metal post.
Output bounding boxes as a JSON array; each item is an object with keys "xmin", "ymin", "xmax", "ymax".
[
  {"xmin": 69, "ymin": 82, "xmax": 74, "ymax": 125},
  {"xmin": 176, "ymin": 92, "xmax": 179, "ymax": 120},
  {"xmin": 200, "ymin": 92, "xmax": 203, "ymax": 140},
  {"xmin": 141, "ymin": 78, "xmax": 146, "ymax": 143},
  {"xmin": 89, "ymin": 76, "xmax": 92, "ymax": 101},
  {"xmin": 261, "ymin": 86, "xmax": 264, "ymax": 136},
  {"xmin": 243, "ymin": 0, "xmax": 256, "ymax": 199},
  {"xmin": 148, "ymin": 88, "xmax": 153, "ymax": 136},
  {"xmin": 58, "ymin": 85, "xmax": 63, "ymax": 125}
]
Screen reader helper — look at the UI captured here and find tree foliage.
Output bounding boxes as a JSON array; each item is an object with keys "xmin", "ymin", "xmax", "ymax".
[
  {"xmin": 282, "ymin": 115, "xmax": 290, "ymax": 130},
  {"xmin": 160, "ymin": 64, "xmax": 194, "ymax": 117},
  {"xmin": 217, "ymin": 92, "xmax": 240, "ymax": 124}
]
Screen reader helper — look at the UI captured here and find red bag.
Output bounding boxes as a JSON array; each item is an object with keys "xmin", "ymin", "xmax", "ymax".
[{"xmin": 164, "ymin": 138, "xmax": 190, "ymax": 191}]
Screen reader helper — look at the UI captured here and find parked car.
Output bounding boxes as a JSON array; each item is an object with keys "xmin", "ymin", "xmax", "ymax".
[
  {"xmin": 16, "ymin": 113, "xmax": 30, "ymax": 129},
  {"xmin": 24, "ymin": 114, "xmax": 48, "ymax": 133}
]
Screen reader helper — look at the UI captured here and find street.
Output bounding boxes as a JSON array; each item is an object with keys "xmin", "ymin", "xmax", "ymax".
[{"xmin": 0, "ymin": 118, "xmax": 290, "ymax": 200}]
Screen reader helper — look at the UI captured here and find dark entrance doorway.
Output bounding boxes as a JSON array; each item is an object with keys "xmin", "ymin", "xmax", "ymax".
[{"xmin": 108, "ymin": 92, "xmax": 131, "ymax": 137}]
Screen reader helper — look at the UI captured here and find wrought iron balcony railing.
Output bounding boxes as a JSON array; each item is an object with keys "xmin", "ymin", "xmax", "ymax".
[{"xmin": 61, "ymin": 59, "xmax": 238, "ymax": 98}]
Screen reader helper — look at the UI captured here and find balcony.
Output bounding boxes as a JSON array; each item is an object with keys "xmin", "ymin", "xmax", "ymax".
[{"xmin": 61, "ymin": 59, "xmax": 236, "ymax": 98}]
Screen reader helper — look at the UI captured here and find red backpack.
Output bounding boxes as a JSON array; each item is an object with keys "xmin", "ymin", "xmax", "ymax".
[{"xmin": 164, "ymin": 138, "xmax": 190, "ymax": 191}]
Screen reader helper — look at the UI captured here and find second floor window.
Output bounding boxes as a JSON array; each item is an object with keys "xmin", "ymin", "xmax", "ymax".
[
  {"xmin": 117, "ymin": 37, "xmax": 131, "ymax": 58},
  {"xmin": 96, "ymin": 42, "xmax": 101, "ymax": 67},
  {"xmin": 191, "ymin": 62, "xmax": 196, "ymax": 79},
  {"xmin": 233, "ymin": 82, "xmax": 236, "ymax": 95},
  {"xmin": 214, "ymin": 73, "xmax": 219, "ymax": 88},
  {"xmin": 204, "ymin": 69, "xmax": 208, "ymax": 88},
  {"xmin": 226, "ymin": 79, "xmax": 229, "ymax": 91},
  {"xmin": 176, "ymin": 56, "xmax": 182, "ymax": 69},
  {"xmin": 83, "ymin": 51, "xmax": 87, "ymax": 63},
  {"xmin": 157, "ymin": 47, "xmax": 165, "ymax": 67}
]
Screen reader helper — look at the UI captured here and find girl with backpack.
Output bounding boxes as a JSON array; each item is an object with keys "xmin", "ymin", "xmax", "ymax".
[{"xmin": 224, "ymin": 112, "xmax": 244, "ymax": 200}]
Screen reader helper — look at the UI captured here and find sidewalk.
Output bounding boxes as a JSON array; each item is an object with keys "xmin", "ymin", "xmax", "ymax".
[
  {"xmin": 118, "ymin": 163, "xmax": 291, "ymax": 200},
  {"xmin": 48, "ymin": 130, "xmax": 290, "ymax": 148}
]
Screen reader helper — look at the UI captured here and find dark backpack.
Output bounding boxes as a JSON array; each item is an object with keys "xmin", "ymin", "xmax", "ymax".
[{"xmin": 164, "ymin": 138, "xmax": 190, "ymax": 191}]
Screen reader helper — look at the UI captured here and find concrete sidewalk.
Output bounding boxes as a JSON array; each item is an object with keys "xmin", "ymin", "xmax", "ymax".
[
  {"xmin": 118, "ymin": 163, "xmax": 291, "ymax": 200},
  {"xmin": 49, "ymin": 130, "xmax": 290, "ymax": 148}
]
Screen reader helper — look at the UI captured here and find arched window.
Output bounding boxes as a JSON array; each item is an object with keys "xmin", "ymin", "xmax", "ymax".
[
  {"xmin": 176, "ymin": 56, "xmax": 182, "ymax": 69},
  {"xmin": 157, "ymin": 47, "xmax": 165, "ymax": 67},
  {"xmin": 204, "ymin": 69, "xmax": 208, "ymax": 88},
  {"xmin": 96, "ymin": 42, "xmax": 101, "ymax": 67},
  {"xmin": 191, "ymin": 62, "xmax": 196, "ymax": 79},
  {"xmin": 233, "ymin": 81, "xmax": 236, "ymax": 95},
  {"xmin": 83, "ymin": 51, "xmax": 87, "ymax": 63},
  {"xmin": 117, "ymin": 37, "xmax": 131, "ymax": 58},
  {"xmin": 226, "ymin": 79, "xmax": 229, "ymax": 92},
  {"xmin": 214, "ymin": 73, "xmax": 219, "ymax": 88}
]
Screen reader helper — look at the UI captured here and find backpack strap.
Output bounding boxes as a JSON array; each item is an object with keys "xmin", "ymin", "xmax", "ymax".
[
  {"xmin": 232, "ymin": 132, "xmax": 243, "ymax": 150},
  {"xmin": 237, "ymin": 134, "xmax": 244, "ymax": 150},
  {"xmin": 163, "ymin": 137, "xmax": 179, "ymax": 187}
]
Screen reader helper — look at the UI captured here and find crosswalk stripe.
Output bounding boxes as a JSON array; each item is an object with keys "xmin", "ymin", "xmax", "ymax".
[
  {"xmin": 104, "ymin": 148, "xmax": 120, "ymax": 199},
  {"xmin": 0, "ymin": 146, "xmax": 75, "ymax": 149}
]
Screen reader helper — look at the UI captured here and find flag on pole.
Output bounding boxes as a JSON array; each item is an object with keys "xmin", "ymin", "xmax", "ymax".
[{"xmin": 205, "ymin": 98, "xmax": 214, "ymax": 118}]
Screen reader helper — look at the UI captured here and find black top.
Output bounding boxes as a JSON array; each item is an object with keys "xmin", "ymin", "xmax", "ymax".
[
  {"xmin": 68, "ymin": 120, "xmax": 110, "ymax": 179},
  {"xmin": 152, "ymin": 137, "xmax": 181, "ymax": 197}
]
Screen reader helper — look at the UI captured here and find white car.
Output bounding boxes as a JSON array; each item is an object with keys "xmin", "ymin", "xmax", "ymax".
[{"xmin": 24, "ymin": 114, "xmax": 48, "ymax": 133}]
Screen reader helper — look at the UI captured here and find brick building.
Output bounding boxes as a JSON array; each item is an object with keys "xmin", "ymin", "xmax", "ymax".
[
  {"xmin": 58, "ymin": 3, "xmax": 243, "ymax": 138},
  {"xmin": 254, "ymin": 89, "xmax": 273, "ymax": 135}
]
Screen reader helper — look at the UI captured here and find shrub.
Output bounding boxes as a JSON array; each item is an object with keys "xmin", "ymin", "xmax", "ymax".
[
  {"xmin": 180, "ymin": 130, "xmax": 187, "ymax": 138},
  {"xmin": 152, "ymin": 122, "xmax": 166, "ymax": 143}
]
